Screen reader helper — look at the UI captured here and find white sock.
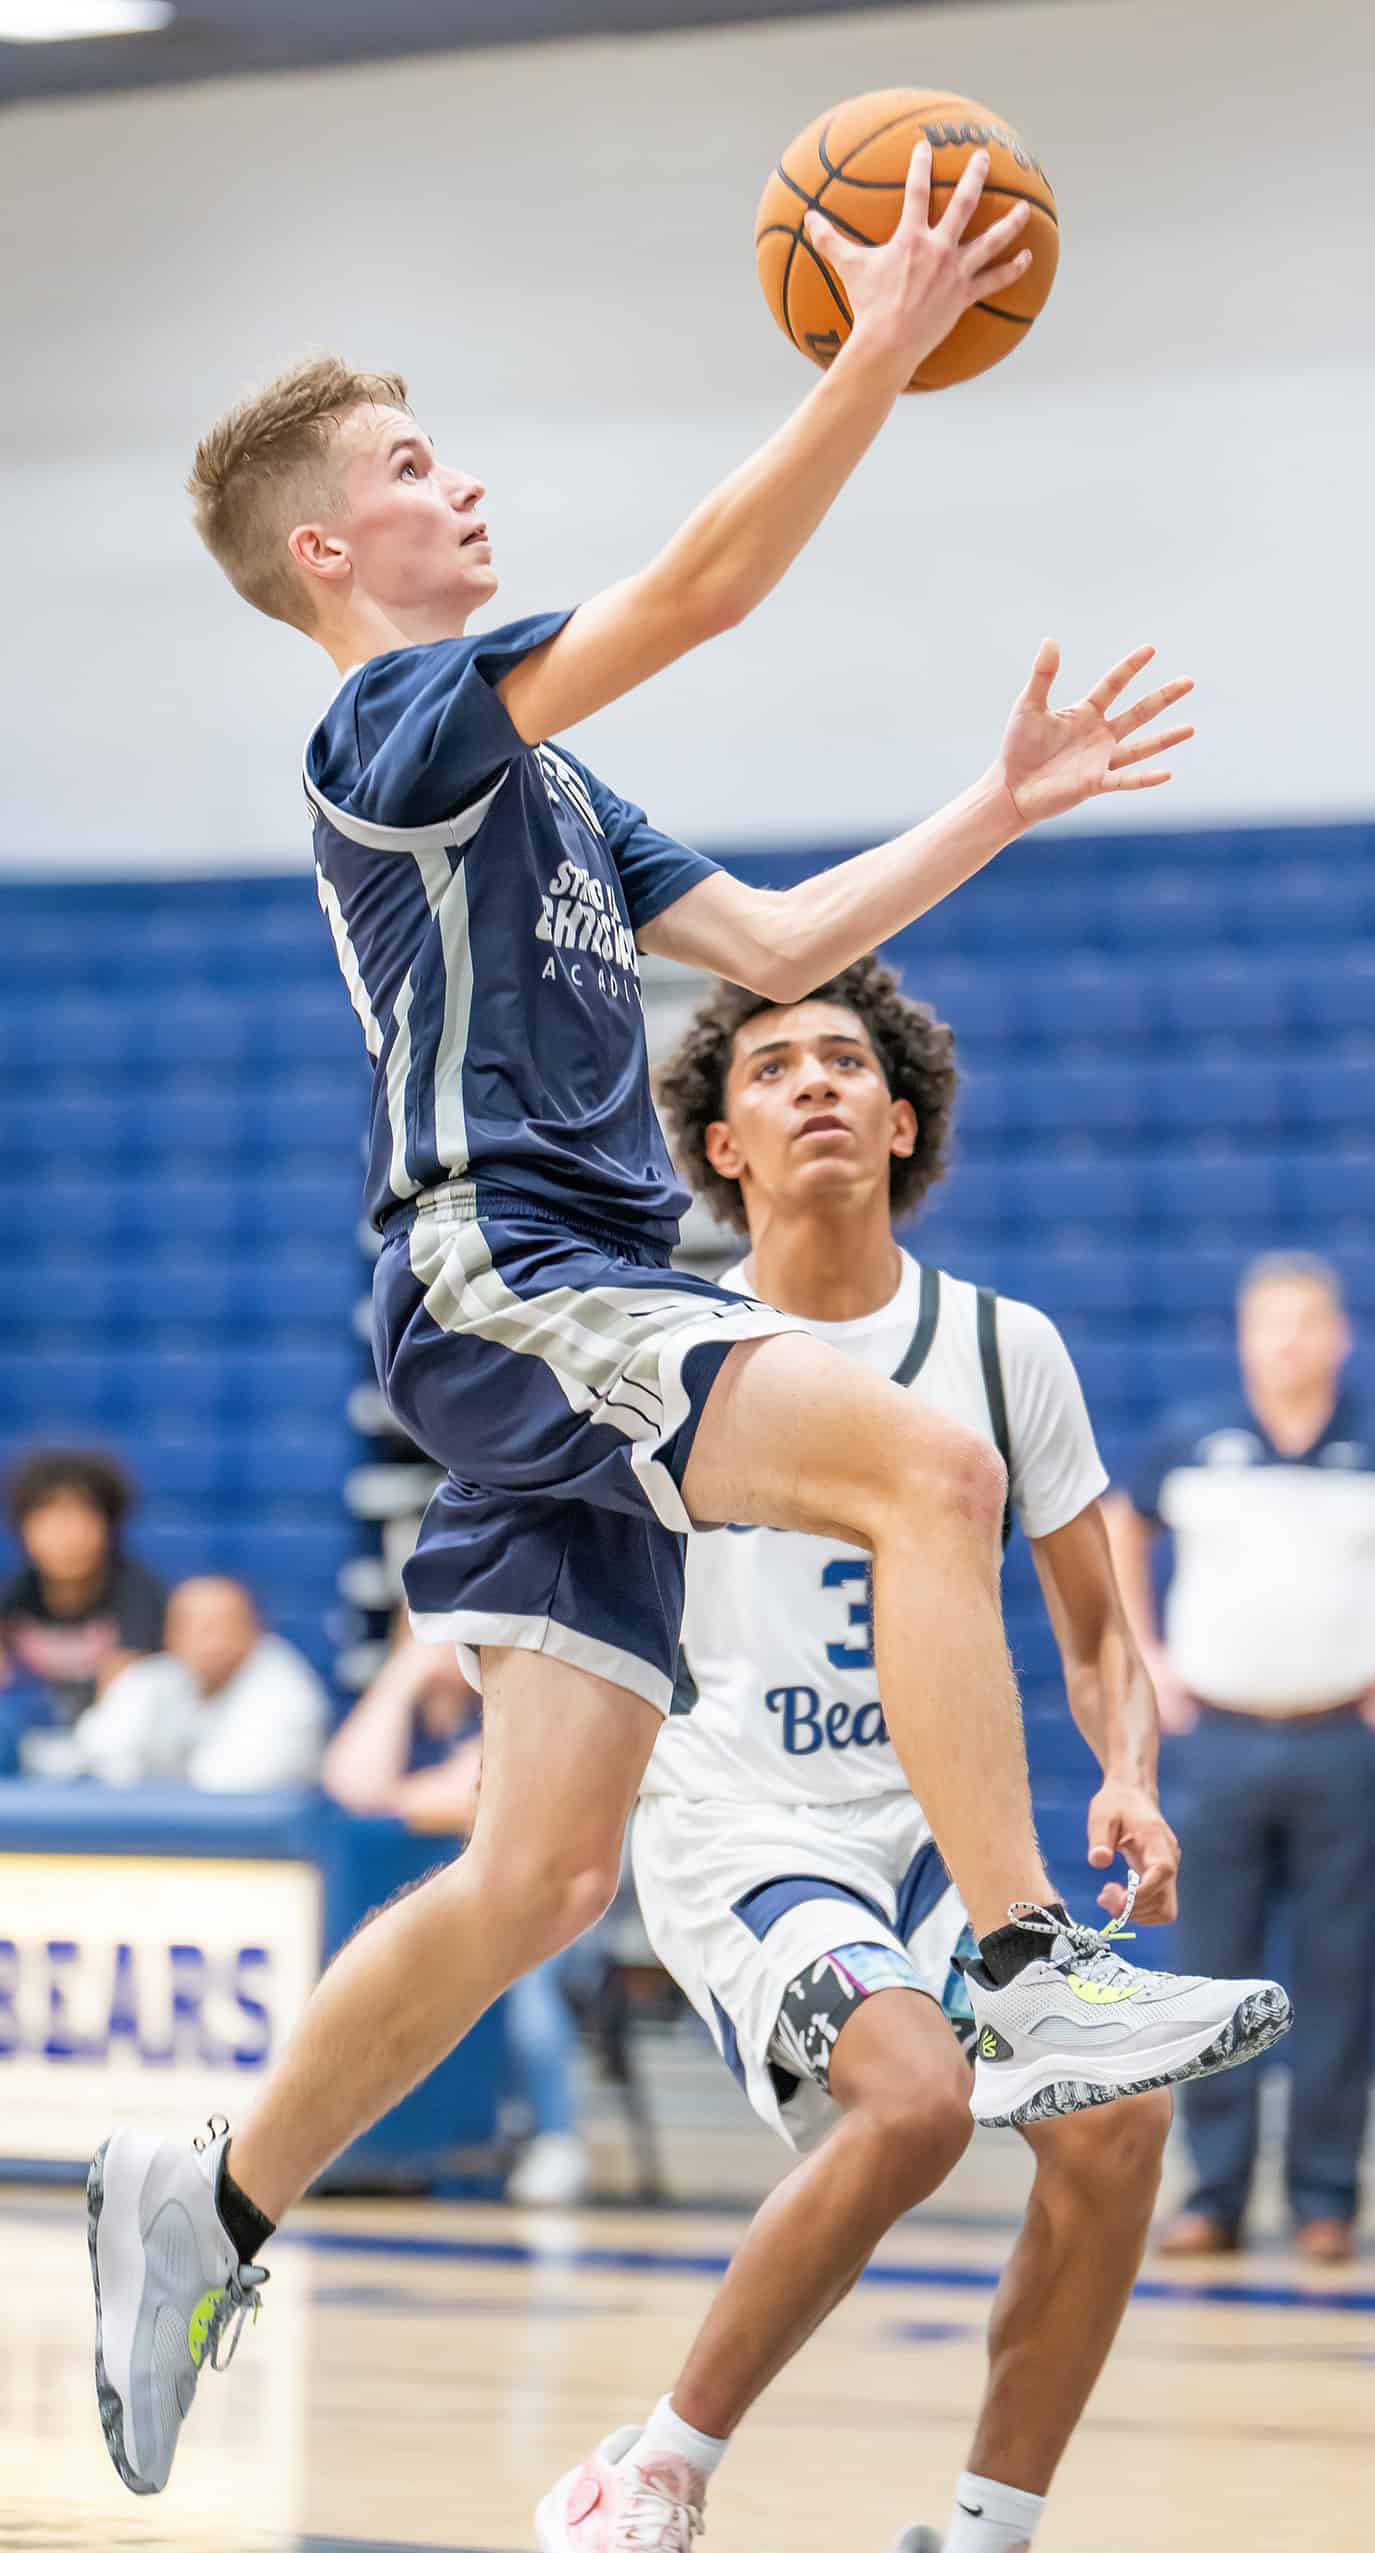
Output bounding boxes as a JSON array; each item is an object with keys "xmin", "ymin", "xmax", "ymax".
[
  {"xmin": 944, "ymin": 2470, "xmax": 1046, "ymax": 2553},
  {"xmin": 627, "ymin": 2395, "xmax": 730, "ymax": 2483}
]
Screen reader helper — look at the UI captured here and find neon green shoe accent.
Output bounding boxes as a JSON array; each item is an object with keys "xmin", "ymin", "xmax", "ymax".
[
  {"xmin": 1068, "ymin": 1974, "xmax": 1141, "ymax": 2006},
  {"xmin": 979, "ymin": 2027, "xmax": 1002, "ymax": 2060},
  {"xmin": 187, "ymin": 2286, "xmax": 226, "ymax": 2369}
]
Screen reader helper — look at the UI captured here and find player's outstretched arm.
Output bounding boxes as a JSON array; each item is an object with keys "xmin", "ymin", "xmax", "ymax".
[
  {"xmin": 497, "ymin": 142, "xmax": 1031, "ymax": 748},
  {"xmin": 639, "ymin": 640, "xmax": 1195, "ymax": 996},
  {"xmin": 1031, "ymin": 1503, "xmax": 1180, "ymax": 1926}
]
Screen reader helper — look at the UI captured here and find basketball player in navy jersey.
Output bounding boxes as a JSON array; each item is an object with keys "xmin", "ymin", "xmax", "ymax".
[
  {"xmin": 87, "ymin": 145, "xmax": 1282, "ymax": 2504},
  {"xmin": 539, "ymin": 961, "xmax": 1185, "ymax": 2553}
]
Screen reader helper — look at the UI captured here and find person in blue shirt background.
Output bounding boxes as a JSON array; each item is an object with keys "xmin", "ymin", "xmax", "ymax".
[
  {"xmin": 1109, "ymin": 1253, "xmax": 1375, "ymax": 2265},
  {"xmin": 91, "ymin": 146, "xmax": 1275, "ymax": 2528}
]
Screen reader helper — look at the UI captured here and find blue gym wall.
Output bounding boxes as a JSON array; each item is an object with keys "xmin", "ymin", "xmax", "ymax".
[{"xmin": 1, "ymin": 822, "xmax": 1372, "ymax": 1793}]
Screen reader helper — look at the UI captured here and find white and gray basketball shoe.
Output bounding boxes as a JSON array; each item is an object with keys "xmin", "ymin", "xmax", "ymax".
[
  {"xmin": 87, "ymin": 2120, "xmax": 266, "ymax": 2494},
  {"xmin": 536, "ymin": 2425, "xmax": 705, "ymax": 2553},
  {"xmin": 965, "ymin": 1878, "xmax": 1291, "ymax": 2130}
]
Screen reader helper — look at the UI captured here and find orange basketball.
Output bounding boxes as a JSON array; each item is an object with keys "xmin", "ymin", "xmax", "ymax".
[{"xmin": 755, "ymin": 87, "xmax": 1059, "ymax": 392}]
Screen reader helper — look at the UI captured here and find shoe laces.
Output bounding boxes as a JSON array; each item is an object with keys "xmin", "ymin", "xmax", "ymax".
[
  {"xmin": 203, "ymin": 2262, "xmax": 269, "ymax": 2372},
  {"xmin": 1005, "ymin": 1866, "xmax": 1141, "ymax": 1990},
  {"xmin": 617, "ymin": 2470, "xmax": 705, "ymax": 2553},
  {"xmin": 190, "ymin": 2114, "xmax": 268, "ymax": 2372}
]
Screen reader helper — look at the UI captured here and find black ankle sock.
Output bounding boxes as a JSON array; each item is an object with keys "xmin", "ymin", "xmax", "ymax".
[
  {"xmin": 979, "ymin": 1902, "xmax": 1070, "ymax": 1989},
  {"xmin": 216, "ymin": 2151, "xmax": 277, "ymax": 2264}
]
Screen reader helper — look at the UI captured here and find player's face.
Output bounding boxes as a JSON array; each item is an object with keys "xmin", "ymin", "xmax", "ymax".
[
  {"xmin": 1239, "ymin": 1277, "xmax": 1350, "ymax": 1401},
  {"xmin": 712, "ymin": 1000, "xmax": 916, "ymax": 1220},
  {"xmin": 333, "ymin": 406, "xmax": 498, "ymax": 626}
]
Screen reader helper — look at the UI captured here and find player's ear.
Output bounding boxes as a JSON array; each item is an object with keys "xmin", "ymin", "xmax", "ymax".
[
  {"xmin": 889, "ymin": 1098, "xmax": 918, "ymax": 1162},
  {"xmin": 288, "ymin": 522, "xmax": 351, "ymax": 587},
  {"xmin": 704, "ymin": 1118, "xmax": 747, "ymax": 1182}
]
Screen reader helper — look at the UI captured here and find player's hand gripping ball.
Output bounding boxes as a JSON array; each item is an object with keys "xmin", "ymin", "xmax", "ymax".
[{"xmin": 756, "ymin": 88, "xmax": 1059, "ymax": 390}]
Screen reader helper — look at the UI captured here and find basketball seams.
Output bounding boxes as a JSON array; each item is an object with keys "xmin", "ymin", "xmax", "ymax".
[
  {"xmin": 816, "ymin": 158, "xmax": 1056, "ymax": 220},
  {"xmin": 775, "ymin": 220, "xmax": 800, "ymax": 346},
  {"xmin": 817, "ymin": 103, "xmax": 934, "ymax": 188},
  {"xmin": 816, "ymin": 103, "xmax": 1055, "ymax": 219},
  {"xmin": 756, "ymin": 222, "xmax": 802, "ymax": 347},
  {"xmin": 764, "ymin": 162, "xmax": 873, "ymax": 246},
  {"xmin": 926, "ymin": 178, "xmax": 1058, "ymax": 226},
  {"xmin": 759, "ymin": 88, "xmax": 1057, "ymax": 386},
  {"xmin": 787, "ymin": 230, "xmax": 852, "ymax": 333},
  {"xmin": 763, "ymin": 159, "xmax": 1058, "ymax": 241}
]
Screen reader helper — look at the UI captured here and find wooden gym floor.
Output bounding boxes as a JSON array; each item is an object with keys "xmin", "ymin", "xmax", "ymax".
[{"xmin": 3, "ymin": 2040, "xmax": 1371, "ymax": 2553}]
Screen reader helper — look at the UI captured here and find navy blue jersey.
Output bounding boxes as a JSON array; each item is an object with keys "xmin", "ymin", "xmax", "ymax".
[
  {"xmin": 303, "ymin": 613, "xmax": 721, "ymax": 1238},
  {"xmin": 1128, "ymin": 1392, "xmax": 1375, "ymax": 1525}
]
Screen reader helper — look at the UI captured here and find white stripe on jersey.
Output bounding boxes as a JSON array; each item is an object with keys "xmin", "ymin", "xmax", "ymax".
[
  {"xmin": 310, "ymin": 793, "xmax": 496, "ymax": 1200},
  {"xmin": 315, "ymin": 867, "xmax": 383, "ymax": 1059},
  {"xmin": 374, "ymin": 847, "xmax": 455, "ymax": 1203},
  {"xmin": 434, "ymin": 861, "xmax": 474, "ymax": 1183},
  {"xmin": 403, "ymin": 1208, "xmax": 799, "ymax": 1534},
  {"xmin": 408, "ymin": 1213, "xmax": 717, "ymax": 1446},
  {"xmin": 383, "ymin": 963, "xmax": 423, "ymax": 1202},
  {"xmin": 302, "ymin": 767, "xmax": 506, "ymax": 852}
]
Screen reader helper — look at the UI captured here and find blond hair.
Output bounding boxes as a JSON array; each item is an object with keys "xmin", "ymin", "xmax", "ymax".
[{"xmin": 187, "ymin": 354, "xmax": 409, "ymax": 633}]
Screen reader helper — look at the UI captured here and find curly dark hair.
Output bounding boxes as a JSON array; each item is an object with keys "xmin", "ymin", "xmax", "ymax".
[
  {"xmin": 5, "ymin": 1448, "xmax": 137, "ymax": 1537},
  {"xmin": 657, "ymin": 957, "xmax": 960, "ymax": 1237}
]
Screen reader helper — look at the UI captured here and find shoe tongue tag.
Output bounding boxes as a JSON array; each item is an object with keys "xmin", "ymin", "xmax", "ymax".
[{"xmin": 567, "ymin": 2475, "xmax": 603, "ymax": 2525}]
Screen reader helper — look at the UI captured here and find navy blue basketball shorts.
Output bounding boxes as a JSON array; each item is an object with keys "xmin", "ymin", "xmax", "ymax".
[{"xmin": 372, "ymin": 1186, "xmax": 803, "ymax": 1713}]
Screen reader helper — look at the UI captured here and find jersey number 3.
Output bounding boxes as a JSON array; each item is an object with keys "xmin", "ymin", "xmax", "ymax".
[{"xmin": 822, "ymin": 1559, "xmax": 875, "ymax": 1671}]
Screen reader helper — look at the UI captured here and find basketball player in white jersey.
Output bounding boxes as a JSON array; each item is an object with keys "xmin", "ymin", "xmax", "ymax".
[{"xmin": 537, "ymin": 960, "xmax": 1193, "ymax": 2553}]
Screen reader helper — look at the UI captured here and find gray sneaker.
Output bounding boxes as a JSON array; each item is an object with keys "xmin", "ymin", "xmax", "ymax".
[
  {"xmin": 966, "ymin": 1882, "xmax": 1291, "ymax": 2130},
  {"xmin": 893, "ymin": 2530, "xmax": 942, "ymax": 2553},
  {"xmin": 87, "ymin": 2119, "xmax": 266, "ymax": 2494}
]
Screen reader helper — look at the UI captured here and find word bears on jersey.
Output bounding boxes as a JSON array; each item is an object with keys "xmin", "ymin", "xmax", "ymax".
[{"xmin": 765, "ymin": 1684, "xmax": 893, "ymax": 1757}]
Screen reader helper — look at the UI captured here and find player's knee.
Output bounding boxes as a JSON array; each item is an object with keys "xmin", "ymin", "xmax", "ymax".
[
  {"xmin": 876, "ymin": 1407, "xmax": 1008, "ymax": 1539},
  {"xmin": 486, "ymin": 1846, "xmax": 620, "ymax": 1964},
  {"xmin": 859, "ymin": 2069, "xmax": 974, "ymax": 2207},
  {"xmin": 1032, "ymin": 2086, "xmax": 1172, "ymax": 2217},
  {"xmin": 933, "ymin": 1424, "xmax": 1008, "ymax": 1533}
]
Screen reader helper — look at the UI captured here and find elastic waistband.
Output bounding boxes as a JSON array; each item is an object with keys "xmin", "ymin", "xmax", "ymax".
[{"xmin": 378, "ymin": 1179, "xmax": 676, "ymax": 1267}]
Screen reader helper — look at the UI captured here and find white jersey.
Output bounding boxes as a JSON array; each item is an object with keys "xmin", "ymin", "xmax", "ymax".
[{"xmin": 642, "ymin": 1249, "xmax": 1107, "ymax": 1811}]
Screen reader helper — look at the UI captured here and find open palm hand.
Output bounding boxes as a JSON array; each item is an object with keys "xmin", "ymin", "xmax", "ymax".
[{"xmin": 996, "ymin": 641, "xmax": 1195, "ymax": 828}]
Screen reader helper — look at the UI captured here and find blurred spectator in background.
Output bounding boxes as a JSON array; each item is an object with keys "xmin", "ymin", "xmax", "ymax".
[
  {"xmin": 1108, "ymin": 1253, "xmax": 1375, "ymax": 2264},
  {"xmin": 71, "ymin": 1575, "xmax": 329, "ymax": 1791},
  {"xmin": 324, "ymin": 1625, "xmax": 590, "ymax": 2206},
  {"xmin": 0, "ymin": 1449, "xmax": 165, "ymax": 1774},
  {"xmin": 322, "ymin": 1613, "xmax": 483, "ymax": 1830}
]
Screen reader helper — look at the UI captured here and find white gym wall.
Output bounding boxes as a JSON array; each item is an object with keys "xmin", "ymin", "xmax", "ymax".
[{"xmin": 1, "ymin": 0, "xmax": 1368, "ymax": 867}]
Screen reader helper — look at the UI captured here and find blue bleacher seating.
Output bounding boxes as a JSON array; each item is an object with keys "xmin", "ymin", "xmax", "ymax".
[
  {"xmin": 0, "ymin": 876, "xmax": 370, "ymax": 1683},
  {"xmin": 2, "ymin": 821, "xmax": 1374, "ymax": 1740}
]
